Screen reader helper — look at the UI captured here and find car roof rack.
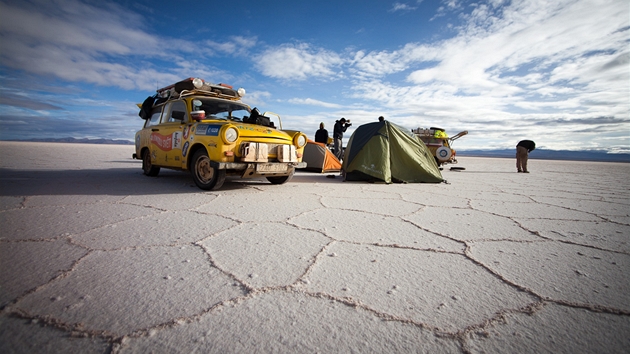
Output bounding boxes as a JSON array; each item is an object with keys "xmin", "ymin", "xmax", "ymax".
[{"xmin": 156, "ymin": 78, "xmax": 245, "ymax": 102}]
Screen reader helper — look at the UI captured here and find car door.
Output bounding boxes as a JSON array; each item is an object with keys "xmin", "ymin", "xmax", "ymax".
[
  {"xmin": 149, "ymin": 100, "xmax": 188, "ymax": 168},
  {"xmin": 137, "ymin": 105, "xmax": 164, "ymax": 163}
]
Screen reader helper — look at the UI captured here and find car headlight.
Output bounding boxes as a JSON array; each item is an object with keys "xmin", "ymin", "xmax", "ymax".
[
  {"xmin": 221, "ymin": 125, "xmax": 239, "ymax": 144},
  {"xmin": 294, "ymin": 133, "xmax": 307, "ymax": 148}
]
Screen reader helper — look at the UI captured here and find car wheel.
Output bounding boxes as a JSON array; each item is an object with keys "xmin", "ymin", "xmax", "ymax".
[
  {"xmin": 191, "ymin": 149, "xmax": 225, "ymax": 190},
  {"xmin": 266, "ymin": 169, "xmax": 294, "ymax": 185},
  {"xmin": 142, "ymin": 149, "xmax": 160, "ymax": 176}
]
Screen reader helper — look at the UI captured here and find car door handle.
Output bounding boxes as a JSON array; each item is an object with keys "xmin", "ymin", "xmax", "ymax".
[{"xmin": 152, "ymin": 129, "xmax": 159, "ymax": 131}]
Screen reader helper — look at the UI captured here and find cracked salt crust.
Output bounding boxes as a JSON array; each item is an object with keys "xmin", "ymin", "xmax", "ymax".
[
  {"xmin": 469, "ymin": 240, "xmax": 630, "ymax": 312},
  {"xmin": 200, "ymin": 223, "xmax": 330, "ymax": 288},
  {"xmin": 0, "ymin": 240, "xmax": 89, "ymax": 307},
  {"xmin": 404, "ymin": 207, "xmax": 541, "ymax": 242},
  {"xmin": 123, "ymin": 291, "xmax": 461, "ymax": 353},
  {"xmin": 0, "ymin": 203, "xmax": 157, "ymax": 241},
  {"xmin": 466, "ymin": 303, "xmax": 630, "ymax": 353},
  {"xmin": 290, "ymin": 208, "xmax": 464, "ymax": 252},
  {"xmin": 14, "ymin": 246, "xmax": 246, "ymax": 335},
  {"xmin": 303, "ymin": 242, "xmax": 537, "ymax": 332},
  {"xmin": 72, "ymin": 210, "xmax": 238, "ymax": 250},
  {"xmin": 1, "ymin": 142, "xmax": 629, "ymax": 353}
]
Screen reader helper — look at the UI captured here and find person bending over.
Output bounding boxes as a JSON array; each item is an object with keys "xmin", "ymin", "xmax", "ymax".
[{"xmin": 516, "ymin": 140, "xmax": 536, "ymax": 173}]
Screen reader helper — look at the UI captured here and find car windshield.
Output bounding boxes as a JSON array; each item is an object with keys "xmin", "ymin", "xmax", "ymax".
[{"xmin": 192, "ymin": 98, "xmax": 251, "ymax": 121}]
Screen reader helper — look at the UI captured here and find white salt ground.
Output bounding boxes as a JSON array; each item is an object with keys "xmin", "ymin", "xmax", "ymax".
[{"xmin": 0, "ymin": 141, "xmax": 628, "ymax": 353}]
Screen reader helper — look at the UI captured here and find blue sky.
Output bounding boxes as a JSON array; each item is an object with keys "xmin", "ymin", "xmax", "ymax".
[{"xmin": 0, "ymin": 0, "xmax": 628, "ymax": 152}]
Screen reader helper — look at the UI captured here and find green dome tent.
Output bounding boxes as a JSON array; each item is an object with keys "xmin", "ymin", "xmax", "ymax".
[{"xmin": 342, "ymin": 121, "xmax": 443, "ymax": 183}]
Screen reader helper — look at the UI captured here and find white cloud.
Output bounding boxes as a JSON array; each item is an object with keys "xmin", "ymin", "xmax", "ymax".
[
  {"xmin": 0, "ymin": 0, "xmax": 254, "ymax": 90},
  {"xmin": 0, "ymin": 0, "xmax": 627, "ymax": 151},
  {"xmin": 255, "ymin": 43, "xmax": 345, "ymax": 81},
  {"xmin": 345, "ymin": 0, "xmax": 629, "ymax": 150},
  {"xmin": 287, "ymin": 98, "xmax": 343, "ymax": 109},
  {"xmin": 389, "ymin": 3, "xmax": 418, "ymax": 12},
  {"xmin": 351, "ymin": 45, "xmax": 433, "ymax": 78},
  {"xmin": 203, "ymin": 36, "xmax": 258, "ymax": 56},
  {"xmin": 241, "ymin": 90, "xmax": 272, "ymax": 108}
]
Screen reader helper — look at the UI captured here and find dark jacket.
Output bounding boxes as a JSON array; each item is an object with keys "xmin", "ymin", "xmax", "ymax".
[
  {"xmin": 315, "ymin": 128, "xmax": 329, "ymax": 144},
  {"xmin": 334, "ymin": 121, "xmax": 348, "ymax": 139},
  {"xmin": 517, "ymin": 140, "xmax": 536, "ymax": 152}
]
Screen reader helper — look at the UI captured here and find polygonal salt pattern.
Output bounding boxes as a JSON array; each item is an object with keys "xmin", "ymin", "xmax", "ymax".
[
  {"xmin": 465, "ymin": 303, "xmax": 630, "ymax": 354},
  {"xmin": 289, "ymin": 209, "xmax": 464, "ymax": 252},
  {"xmin": 404, "ymin": 207, "xmax": 541, "ymax": 242},
  {"xmin": 200, "ymin": 223, "xmax": 330, "ymax": 288},
  {"xmin": 120, "ymin": 193, "xmax": 219, "ymax": 211},
  {"xmin": 530, "ymin": 196, "xmax": 630, "ymax": 217},
  {"xmin": 72, "ymin": 210, "xmax": 238, "ymax": 249},
  {"xmin": 470, "ymin": 199, "xmax": 601, "ymax": 220},
  {"xmin": 121, "ymin": 291, "xmax": 461, "ymax": 353},
  {"xmin": 402, "ymin": 192, "xmax": 470, "ymax": 208},
  {"xmin": 468, "ymin": 240, "xmax": 630, "ymax": 312},
  {"xmin": 14, "ymin": 247, "xmax": 246, "ymax": 335},
  {"xmin": 515, "ymin": 218, "xmax": 630, "ymax": 253},
  {"xmin": 303, "ymin": 242, "xmax": 537, "ymax": 332},
  {"xmin": 195, "ymin": 192, "xmax": 323, "ymax": 222},
  {"xmin": 0, "ymin": 240, "xmax": 89, "ymax": 307},
  {"xmin": 0, "ymin": 314, "xmax": 110, "ymax": 354},
  {"xmin": 0, "ymin": 203, "xmax": 158, "ymax": 241},
  {"xmin": 2, "ymin": 142, "xmax": 628, "ymax": 353},
  {"xmin": 23, "ymin": 195, "xmax": 126, "ymax": 207},
  {"xmin": 320, "ymin": 195, "xmax": 423, "ymax": 216}
]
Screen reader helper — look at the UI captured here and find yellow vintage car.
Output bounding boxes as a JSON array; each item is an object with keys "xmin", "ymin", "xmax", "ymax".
[
  {"xmin": 133, "ymin": 78, "xmax": 307, "ymax": 190},
  {"xmin": 412, "ymin": 127, "xmax": 468, "ymax": 166}
]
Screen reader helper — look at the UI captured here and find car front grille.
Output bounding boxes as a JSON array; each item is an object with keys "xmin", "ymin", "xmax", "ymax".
[{"xmin": 239, "ymin": 142, "xmax": 296, "ymax": 163}]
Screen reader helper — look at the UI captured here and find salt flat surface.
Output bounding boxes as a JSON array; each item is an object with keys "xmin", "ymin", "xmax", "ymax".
[{"xmin": 1, "ymin": 141, "xmax": 629, "ymax": 353}]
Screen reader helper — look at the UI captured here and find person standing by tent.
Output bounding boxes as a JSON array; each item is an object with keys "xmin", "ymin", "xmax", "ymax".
[
  {"xmin": 333, "ymin": 118, "xmax": 351, "ymax": 160},
  {"xmin": 516, "ymin": 140, "xmax": 536, "ymax": 173},
  {"xmin": 314, "ymin": 122, "xmax": 329, "ymax": 144}
]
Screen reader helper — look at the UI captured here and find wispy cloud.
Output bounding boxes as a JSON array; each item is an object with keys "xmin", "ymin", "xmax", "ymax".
[
  {"xmin": 255, "ymin": 43, "xmax": 345, "ymax": 81},
  {"xmin": 0, "ymin": 0, "xmax": 254, "ymax": 90},
  {"xmin": 346, "ymin": 0, "xmax": 629, "ymax": 150},
  {"xmin": 203, "ymin": 36, "xmax": 258, "ymax": 56},
  {"xmin": 287, "ymin": 98, "xmax": 343, "ymax": 109},
  {"xmin": 389, "ymin": 2, "xmax": 418, "ymax": 12},
  {"xmin": 0, "ymin": 0, "xmax": 627, "ymax": 151}
]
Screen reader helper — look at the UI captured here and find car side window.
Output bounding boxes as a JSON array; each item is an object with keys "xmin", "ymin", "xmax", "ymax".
[
  {"xmin": 165, "ymin": 101, "xmax": 188, "ymax": 123},
  {"xmin": 145, "ymin": 106, "xmax": 163, "ymax": 127}
]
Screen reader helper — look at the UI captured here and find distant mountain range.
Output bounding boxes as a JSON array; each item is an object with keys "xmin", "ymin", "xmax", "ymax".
[
  {"xmin": 458, "ymin": 149, "xmax": 630, "ymax": 163},
  {"xmin": 4, "ymin": 138, "xmax": 629, "ymax": 163}
]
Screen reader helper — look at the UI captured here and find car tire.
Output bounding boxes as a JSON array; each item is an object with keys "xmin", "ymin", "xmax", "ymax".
[
  {"xmin": 191, "ymin": 149, "xmax": 225, "ymax": 190},
  {"xmin": 266, "ymin": 169, "xmax": 294, "ymax": 185},
  {"xmin": 142, "ymin": 149, "xmax": 160, "ymax": 176}
]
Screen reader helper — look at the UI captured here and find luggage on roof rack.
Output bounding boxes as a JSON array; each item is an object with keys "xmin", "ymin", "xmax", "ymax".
[{"xmin": 156, "ymin": 78, "xmax": 245, "ymax": 101}]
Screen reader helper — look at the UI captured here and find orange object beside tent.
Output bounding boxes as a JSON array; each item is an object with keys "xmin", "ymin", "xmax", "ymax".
[{"xmin": 299, "ymin": 140, "xmax": 342, "ymax": 173}]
